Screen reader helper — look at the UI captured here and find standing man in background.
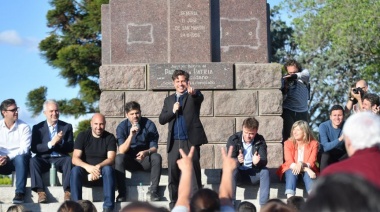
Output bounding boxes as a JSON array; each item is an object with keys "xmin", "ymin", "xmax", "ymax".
[
  {"xmin": 0, "ymin": 99, "xmax": 31, "ymax": 204},
  {"xmin": 30, "ymin": 99, "xmax": 73, "ymax": 203},
  {"xmin": 159, "ymin": 70, "xmax": 208, "ymax": 209},
  {"xmin": 281, "ymin": 59, "xmax": 310, "ymax": 142}
]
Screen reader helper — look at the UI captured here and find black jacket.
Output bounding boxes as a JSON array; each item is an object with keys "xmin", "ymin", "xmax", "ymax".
[{"xmin": 226, "ymin": 131, "xmax": 268, "ymax": 170}]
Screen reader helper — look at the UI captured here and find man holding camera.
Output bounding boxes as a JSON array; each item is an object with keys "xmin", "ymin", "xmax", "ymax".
[
  {"xmin": 226, "ymin": 117, "xmax": 270, "ymax": 206},
  {"xmin": 115, "ymin": 101, "xmax": 162, "ymax": 202},
  {"xmin": 345, "ymin": 79, "xmax": 368, "ymax": 114},
  {"xmin": 281, "ymin": 59, "xmax": 310, "ymax": 142}
]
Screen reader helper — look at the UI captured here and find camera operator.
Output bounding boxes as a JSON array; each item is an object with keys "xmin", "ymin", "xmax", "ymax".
[
  {"xmin": 281, "ymin": 59, "xmax": 310, "ymax": 142},
  {"xmin": 362, "ymin": 93, "xmax": 380, "ymax": 115},
  {"xmin": 345, "ymin": 79, "xmax": 368, "ymax": 115}
]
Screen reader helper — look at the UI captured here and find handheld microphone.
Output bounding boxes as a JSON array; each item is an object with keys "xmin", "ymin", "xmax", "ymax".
[{"xmin": 176, "ymin": 93, "xmax": 180, "ymax": 102}]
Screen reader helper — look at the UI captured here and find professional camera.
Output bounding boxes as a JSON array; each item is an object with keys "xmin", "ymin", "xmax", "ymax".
[{"xmin": 353, "ymin": 87, "xmax": 364, "ymax": 95}]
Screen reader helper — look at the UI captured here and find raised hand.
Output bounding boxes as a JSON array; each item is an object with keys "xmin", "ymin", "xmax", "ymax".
[
  {"xmin": 187, "ymin": 81, "xmax": 196, "ymax": 95},
  {"xmin": 237, "ymin": 149, "xmax": 244, "ymax": 163}
]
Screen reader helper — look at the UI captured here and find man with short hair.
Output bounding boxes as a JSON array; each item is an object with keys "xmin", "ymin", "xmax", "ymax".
[
  {"xmin": 159, "ymin": 69, "xmax": 208, "ymax": 209},
  {"xmin": 70, "ymin": 113, "xmax": 117, "ymax": 212},
  {"xmin": 30, "ymin": 99, "xmax": 74, "ymax": 203},
  {"xmin": 321, "ymin": 112, "xmax": 380, "ymax": 188},
  {"xmin": 362, "ymin": 93, "xmax": 380, "ymax": 114},
  {"xmin": 115, "ymin": 101, "xmax": 162, "ymax": 202},
  {"xmin": 318, "ymin": 105, "xmax": 347, "ymax": 171},
  {"xmin": 281, "ymin": 59, "xmax": 310, "ymax": 142},
  {"xmin": 0, "ymin": 99, "xmax": 31, "ymax": 203},
  {"xmin": 226, "ymin": 117, "xmax": 270, "ymax": 206},
  {"xmin": 345, "ymin": 79, "xmax": 368, "ymax": 114}
]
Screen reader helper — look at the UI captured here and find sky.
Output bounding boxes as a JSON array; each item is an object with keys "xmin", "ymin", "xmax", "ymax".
[{"xmin": 0, "ymin": 0, "xmax": 283, "ymax": 130}]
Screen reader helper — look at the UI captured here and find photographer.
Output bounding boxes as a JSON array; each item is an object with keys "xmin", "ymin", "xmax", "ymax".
[
  {"xmin": 281, "ymin": 59, "xmax": 310, "ymax": 142},
  {"xmin": 345, "ymin": 79, "xmax": 368, "ymax": 115}
]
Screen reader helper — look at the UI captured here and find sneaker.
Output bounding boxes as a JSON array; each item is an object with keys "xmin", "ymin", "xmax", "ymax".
[
  {"xmin": 38, "ymin": 191, "xmax": 48, "ymax": 203},
  {"xmin": 64, "ymin": 191, "xmax": 71, "ymax": 201},
  {"xmin": 150, "ymin": 192, "xmax": 160, "ymax": 201},
  {"xmin": 12, "ymin": 193, "xmax": 25, "ymax": 204},
  {"xmin": 116, "ymin": 194, "xmax": 126, "ymax": 202}
]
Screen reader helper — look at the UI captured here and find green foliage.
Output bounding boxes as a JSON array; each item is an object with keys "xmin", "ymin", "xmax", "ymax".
[
  {"xmin": 0, "ymin": 175, "xmax": 12, "ymax": 185},
  {"xmin": 281, "ymin": 0, "xmax": 380, "ymax": 129},
  {"xmin": 74, "ymin": 119, "xmax": 91, "ymax": 139},
  {"xmin": 26, "ymin": 86, "xmax": 47, "ymax": 117}
]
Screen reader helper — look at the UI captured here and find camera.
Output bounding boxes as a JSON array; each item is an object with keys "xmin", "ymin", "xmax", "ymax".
[{"xmin": 353, "ymin": 87, "xmax": 364, "ymax": 95}]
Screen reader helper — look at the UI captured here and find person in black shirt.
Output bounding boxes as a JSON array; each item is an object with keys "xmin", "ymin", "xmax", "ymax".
[{"xmin": 70, "ymin": 113, "xmax": 117, "ymax": 212}]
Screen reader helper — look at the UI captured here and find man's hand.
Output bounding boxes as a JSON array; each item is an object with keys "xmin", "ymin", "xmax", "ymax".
[
  {"xmin": 252, "ymin": 151, "xmax": 260, "ymax": 165},
  {"xmin": 85, "ymin": 165, "xmax": 101, "ymax": 180},
  {"xmin": 373, "ymin": 106, "xmax": 380, "ymax": 115},
  {"xmin": 0, "ymin": 156, "xmax": 8, "ymax": 166},
  {"xmin": 135, "ymin": 151, "xmax": 147, "ymax": 162},
  {"xmin": 292, "ymin": 161, "xmax": 303, "ymax": 175},
  {"xmin": 173, "ymin": 102, "xmax": 180, "ymax": 114},
  {"xmin": 51, "ymin": 131, "xmax": 63, "ymax": 146},
  {"xmin": 351, "ymin": 89, "xmax": 362, "ymax": 101},
  {"xmin": 338, "ymin": 134, "xmax": 344, "ymax": 142},
  {"xmin": 221, "ymin": 146, "xmax": 238, "ymax": 172},
  {"xmin": 187, "ymin": 82, "xmax": 196, "ymax": 95},
  {"xmin": 177, "ymin": 147, "xmax": 194, "ymax": 171},
  {"xmin": 237, "ymin": 149, "xmax": 244, "ymax": 164},
  {"xmin": 304, "ymin": 167, "xmax": 316, "ymax": 179},
  {"xmin": 129, "ymin": 124, "xmax": 139, "ymax": 136}
]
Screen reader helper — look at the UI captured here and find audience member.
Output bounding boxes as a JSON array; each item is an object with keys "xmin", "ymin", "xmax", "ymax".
[
  {"xmin": 277, "ymin": 120, "xmax": 318, "ymax": 198},
  {"xmin": 115, "ymin": 101, "xmax": 162, "ymax": 202},
  {"xmin": 318, "ymin": 105, "xmax": 347, "ymax": 171},
  {"xmin": 120, "ymin": 201, "xmax": 169, "ymax": 212},
  {"xmin": 361, "ymin": 93, "xmax": 380, "ymax": 114},
  {"xmin": 281, "ymin": 59, "xmax": 310, "ymax": 142},
  {"xmin": 0, "ymin": 99, "xmax": 31, "ymax": 204},
  {"xmin": 159, "ymin": 69, "xmax": 208, "ymax": 209},
  {"xmin": 190, "ymin": 188, "xmax": 220, "ymax": 212},
  {"xmin": 303, "ymin": 173, "xmax": 380, "ymax": 212},
  {"xmin": 6, "ymin": 205, "xmax": 27, "ymax": 212},
  {"xmin": 321, "ymin": 112, "xmax": 380, "ymax": 187},
  {"xmin": 70, "ymin": 113, "xmax": 117, "ymax": 212},
  {"xmin": 57, "ymin": 200, "xmax": 84, "ymax": 212},
  {"xmin": 77, "ymin": 200, "xmax": 98, "ymax": 212},
  {"xmin": 226, "ymin": 117, "xmax": 270, "ymax": 206},
  {"xmin": 345, "ymin": 79, "xmax": 368, "ymax": 114},
  {"xmin": 260, "ymin": 201, "xmax": 295, "ymax": 212},
  {"xmin": 237, "ymin": 201, "xmax": 257, "ymax": 212},
  {"xmin": 30, "ymin": 99, "xmax": 73, "ymax": 203},
  {"xmin": 286, "ymin": 196, "xmax": 305, "ymax": 212}
]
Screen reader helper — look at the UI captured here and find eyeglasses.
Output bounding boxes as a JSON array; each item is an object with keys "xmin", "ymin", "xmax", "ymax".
[{"xmin": 5, "ymin": 107, "xmax": 19, "ymax": 113}]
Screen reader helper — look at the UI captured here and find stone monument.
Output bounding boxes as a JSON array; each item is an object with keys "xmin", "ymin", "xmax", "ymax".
[{"xmin": 100, "ymin": 0, "xmax": 282, "ymax": 178}]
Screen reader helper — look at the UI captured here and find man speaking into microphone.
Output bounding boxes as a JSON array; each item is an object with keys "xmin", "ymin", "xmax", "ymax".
[
  {"xmin": 159, "ymin": 69, "xmax": 208, "ymax": 209},
  {"xmin": 115, "ymin": 101, "xmax": 162, "ymax": 202}
]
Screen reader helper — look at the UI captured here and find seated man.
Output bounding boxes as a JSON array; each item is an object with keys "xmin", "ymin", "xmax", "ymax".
[
  {"xmin": 0, "ymin": 99, "xmax": 31, "ymax": 203},
  {"xmin": 226, "ymin": 117, "xmax": 270, "ymax": 207},
  {"xmin": 115, "ymin": 101, "xmax": 162, "ymax": 202},
  {"xmin": 70, "ymin": 113, "xmax": 117, "ymax": 212},
  {"xmin": 318, "ymin": 105, "xmax": 347, "ymax": 171},
  {"xmin": 361, "ymin": 93, "xmax": 380, "ymax": 115},
  {"xmin": 30, "ymin": 99, "xmax": 73, "ymax": 203}
]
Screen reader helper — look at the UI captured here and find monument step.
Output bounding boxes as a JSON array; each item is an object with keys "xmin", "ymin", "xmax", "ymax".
[{"xmin": 0, "ymin": 183, "xmax": 307, "ymax": 204}]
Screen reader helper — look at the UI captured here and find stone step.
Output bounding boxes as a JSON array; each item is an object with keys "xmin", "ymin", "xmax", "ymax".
[{"xmin": 0, "ymin": 183, "xmax": 306, "ymax": 204}]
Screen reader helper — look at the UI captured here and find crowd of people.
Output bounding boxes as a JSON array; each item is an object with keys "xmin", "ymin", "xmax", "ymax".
[{"xmin": 1, "ymin": 62, "xmax": 380, "ymax": 212}]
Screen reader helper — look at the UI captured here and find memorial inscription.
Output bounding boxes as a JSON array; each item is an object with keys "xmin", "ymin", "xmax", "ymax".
[{"xmin": 149, "ymin": 63, "xmax": 233, "ymax": 90}]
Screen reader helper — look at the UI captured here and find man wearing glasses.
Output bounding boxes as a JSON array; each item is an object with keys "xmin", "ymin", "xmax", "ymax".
[
  {"xmin": 0, "ymin": 99, "xmax": 31, "ymax": 203},
  {"xmin": 345, "ymin": 79, "xmax": 368, "ymax": 115}
]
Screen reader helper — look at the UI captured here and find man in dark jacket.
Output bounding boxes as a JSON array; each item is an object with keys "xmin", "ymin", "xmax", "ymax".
[{"xmin": 226, "ymin": 117, "xmax": 270, "ymax": 206}]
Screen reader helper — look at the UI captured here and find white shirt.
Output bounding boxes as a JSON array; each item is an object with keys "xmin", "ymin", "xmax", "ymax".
[
  {"xmin": 0, "ymin": 119, "xmax": 31, "ymax": 160},
  {"xmin": 240, "ymin": 136, "xmax": 253, "ymax": 170}
]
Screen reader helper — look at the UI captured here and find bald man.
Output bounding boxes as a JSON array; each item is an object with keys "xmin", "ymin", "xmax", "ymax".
[
  {"xmin": 70, "ymin": 113, "xmax": 117, "ymax": 212},
  {"xmin": 345, "ymin": 79, "xmax": 368, "ymax": 115}
]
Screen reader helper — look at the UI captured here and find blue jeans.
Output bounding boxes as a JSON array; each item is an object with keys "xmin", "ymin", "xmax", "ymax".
[
  {"xmin": 0, "ymin": 154, "xmax": 30, "ymax": 194},
  {"xmin": 70, "ymin": 165, "xmax": 115, "ymax": 209},
  {"xmin": 233, "ymin": 167, "xmax": 270, "ymax": 206},
  {"xmin": 284, "ymin": 169, "xmax": 314, "ymax": 195}
]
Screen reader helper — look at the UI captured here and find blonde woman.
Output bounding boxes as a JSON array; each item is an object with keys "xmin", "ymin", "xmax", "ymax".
[{"xmin": 277, "ymin": 120, "xmax": 319, "ymax": 198}]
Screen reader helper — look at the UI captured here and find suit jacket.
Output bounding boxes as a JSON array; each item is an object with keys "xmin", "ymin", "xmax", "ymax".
[
  {"xmin": 159, "ymin": 91, "xmax": 208, "ymax": 152},
  {"xmin": 276, "ymin": 139, "xmax": 319, "ymax": 180},
  {"xmin": 31, "ymin": 120, "xmax": 74, "ymax": 158},
  {"xmin": 226, "ymin": 132, "xmax": 268, "ymax": 170}
]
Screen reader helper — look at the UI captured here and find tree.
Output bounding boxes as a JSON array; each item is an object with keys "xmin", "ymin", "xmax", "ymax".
[
  {"xmin": 26, "ymin": 0, "xmax": 109, "ymax": 119},
  {"xmin": 281, "ymin": 0, "xmax": 380, "ymax": 129}
]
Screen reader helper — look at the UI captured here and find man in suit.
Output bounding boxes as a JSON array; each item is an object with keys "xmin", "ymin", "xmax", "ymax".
[
  {"xmin": 30, "ymin": 99, "xmax": 74, "ymax": 203},
  {"xmin": 159, "ymin": 69, "xmax": 208, "ymax": 209}
]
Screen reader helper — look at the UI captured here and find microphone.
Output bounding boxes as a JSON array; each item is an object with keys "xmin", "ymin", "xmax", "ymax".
[
  {"xmin": 133, "ymin": 123, "xmax": 140, "ymax": 132},
  {"xmin": 176, "ymin": 93, "xmax": 181, "ymax": 102}
]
